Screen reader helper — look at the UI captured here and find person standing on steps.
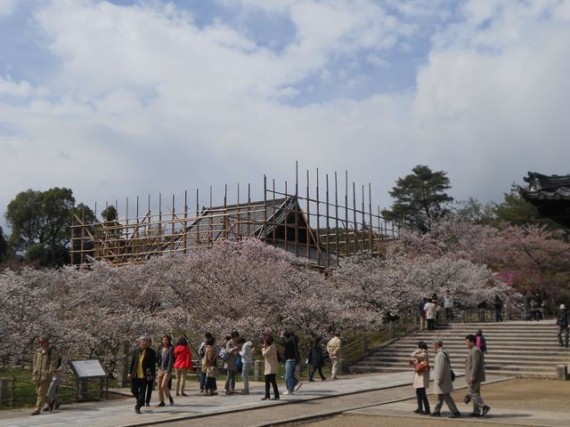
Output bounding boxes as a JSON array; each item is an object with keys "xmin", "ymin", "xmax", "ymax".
[
  {"xmin": 443, "ymin": 289, "xmax": 454, "ymax": 322},
  {"xmin": 556, "ymin": 304, "xmax": 569, "ymax": 348},
  {"xmin": 431, "ymin": 339, "xmax": 461, "ymax": 418},
  {"xmin": 465, "ymin": 334, "xmax": 491, "ymax": 417},
  {"xmin": 494, "ymin": 295, "xmax": 503, "ymax": 322}
]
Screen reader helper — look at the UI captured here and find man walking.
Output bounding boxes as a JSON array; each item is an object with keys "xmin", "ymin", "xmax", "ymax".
[
  {"xmin": 557, "ymin": 304, "xmax": 569, "ymax": 348},
  {"xmin": 326, "ymin": 331, "xmax": 342, "ymax": 380},
  {"xmin": 31, "ymin": 336, "xmax": 59, "ymax": 416},
  {"xmin": 465, "ymin": 334, "xmax": 491, "ymax": 417},
  {"xmin": 431, "ymin": 340, "xmax": 461, "ymax": 418}
]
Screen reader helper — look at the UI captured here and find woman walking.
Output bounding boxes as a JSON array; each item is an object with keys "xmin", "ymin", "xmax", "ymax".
[
  {"xmin": 174, "ymin": 337, "xmax": 193, "ymax": 396},
  {"xmin": 410, "ymin": 341, "xmax": 430, "ymax": 415},
  {"xmin": 156, "ymin": 334, "xmax": 175, "ymax": 406},
  {"xmin": 261, "ymin": 332, "xmax": 280, "ymax": 401}
]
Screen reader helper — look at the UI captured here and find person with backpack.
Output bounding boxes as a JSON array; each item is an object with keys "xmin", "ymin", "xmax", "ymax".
[
  {"xmin": 31, "ymin": 336, "xmax": 59, "ymax": 416},
  {"xmin": 475, "ymin": 329, "xmax": 487, "ymax": 354}
]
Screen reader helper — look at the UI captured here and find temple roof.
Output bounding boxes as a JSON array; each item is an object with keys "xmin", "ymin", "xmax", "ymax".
[{"xmin": 520, "ymin": 172, "xmax": 570, "ymax": 227}]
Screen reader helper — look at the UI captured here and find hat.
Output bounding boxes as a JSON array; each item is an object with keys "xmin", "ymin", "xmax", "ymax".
[{"xmin": 561, "ymin": 304, "xmax": 566, "ymax": 310}]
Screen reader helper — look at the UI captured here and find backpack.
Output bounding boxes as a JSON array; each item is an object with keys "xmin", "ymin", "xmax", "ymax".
[
  {"xmin": 49, "ymin": 347, "xmax": 63, "ymax": 369},
  {"xmin": 198, "ymin": 342, "xmax": 206, "ymax": 358},
  {"xmin": 479, "ymin": 335, "xmax": 487, "ymax": 353}
]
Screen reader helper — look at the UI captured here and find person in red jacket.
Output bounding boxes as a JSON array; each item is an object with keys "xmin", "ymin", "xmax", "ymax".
[{"xmin": 173, "ymin": 337, "xmax": 193, "ymax": 396}]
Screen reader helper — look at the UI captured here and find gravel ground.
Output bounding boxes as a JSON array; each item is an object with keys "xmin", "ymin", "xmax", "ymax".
[{"xmin": 283, "ymin": 378, "xmax": 570, "ymax": 427}]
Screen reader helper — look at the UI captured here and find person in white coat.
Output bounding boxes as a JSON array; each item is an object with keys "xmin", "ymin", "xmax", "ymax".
[
  {"xmin": 410, "ymin": 341, "xmax": 430, "ymax": 415},
  {"xmin": 431, "ymin": 339, "xmax": 461, "ymax": 418}
]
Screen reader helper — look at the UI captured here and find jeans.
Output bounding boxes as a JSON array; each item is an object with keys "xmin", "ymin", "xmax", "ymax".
[
  {"xmin": 225, "ymin": 369, "xmax": 237, "ymax": 392},
  {"xmin": 241, "ymin": 363, "xmax": 251, "ymax": 394},
  {"xmin": 285, "ymin": 359, "xmax": 298, "ymax": 392}
]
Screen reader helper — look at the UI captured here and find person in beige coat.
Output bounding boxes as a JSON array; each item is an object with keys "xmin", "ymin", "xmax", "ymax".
[
  {"xmin": 326, "ymin": 332, "xmax": 342, "ymax": 379},
  {"xmin": 431, "ymin": 339, "xmax": 461, "ymax": 418},
  {"xmin": 261, "ymin": 332, "xmax": 280, "ymax": 400},
  {"xmin": 31, "ymin": 336, "xmax": 59, "ymax": 416},
  {"xmin": 410, "ymin": 341, "xmax": 430, "ymax": 415},
  {"xmin": 465, "ymin": 334, "xmax": 490, "ymax": 417}
]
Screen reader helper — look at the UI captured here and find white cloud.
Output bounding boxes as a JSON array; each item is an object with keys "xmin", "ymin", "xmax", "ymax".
[
  {"xmin": 0, "ymin": 0, "xmax": 16, "ymax": 16},
  {"xmin": 1, "ymin": 0, "xmax": 570, "ymax": 230}
]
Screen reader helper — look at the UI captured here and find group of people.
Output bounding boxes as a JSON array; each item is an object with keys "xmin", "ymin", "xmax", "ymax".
[
  {"xmin": 409, "ymin": 333, "xmax": 491, "ymax": 418},
  {"xmin": 419, "ymin": 289, "xmax": 455, "ymax": 330},
  {"xmin": 127, "ymin": 334, "xmax": 194, "ymax": 414},
  {"xmin": 126, "ymin": 329, "xmax": 342, "ymax": 414}
]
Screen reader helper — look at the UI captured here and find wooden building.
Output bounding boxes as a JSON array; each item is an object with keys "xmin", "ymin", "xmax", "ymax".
[
  {"xmin": 70, "ymin": 170, "xmax": 398, "ymax": 267},
  {"xmin": 520, "ymin": 172, "xmax": 570, "ymax": 228}
]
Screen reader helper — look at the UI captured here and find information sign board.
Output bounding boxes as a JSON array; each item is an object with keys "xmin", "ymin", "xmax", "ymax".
[{"xmin": 69, "ymin": 360, "xmax": 107, "ymax": 379}]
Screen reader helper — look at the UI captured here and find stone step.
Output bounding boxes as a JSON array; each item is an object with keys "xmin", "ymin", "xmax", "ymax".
[
  {"xmin": 350, "ymin": 365, "xmax": 559, "ymax": 380},
  {"xmin": 349, "ymin": 321, "xmax": 570, "ymax": 380}
]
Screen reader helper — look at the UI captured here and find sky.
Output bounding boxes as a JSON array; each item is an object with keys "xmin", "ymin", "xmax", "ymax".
[{"xmin": 1, "ymin": 0, "xmax": 570, "ymax": 228}]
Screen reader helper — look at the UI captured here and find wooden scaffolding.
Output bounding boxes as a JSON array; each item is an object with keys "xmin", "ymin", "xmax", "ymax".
[{"xmin": 70, "ymin": 169, "xmax": 398, "ymax": 267}]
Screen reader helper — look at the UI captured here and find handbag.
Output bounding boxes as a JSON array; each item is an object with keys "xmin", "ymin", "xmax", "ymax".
[
  {"xmin": 443, "ymin": 351, "xmax": 455, "ymax": 381},
  {"xmin": 414, "ymin": 361, "xmax": 429, "ymax": 373},
  {"xmin": 206, "ymin": 365, "xmax": 217, "ymax": 378}
]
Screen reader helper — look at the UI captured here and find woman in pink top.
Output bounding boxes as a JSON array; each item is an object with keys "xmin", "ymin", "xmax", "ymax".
[{"xmin": 173, "ymin": 337, "xmax": 193, "ymax": 396}]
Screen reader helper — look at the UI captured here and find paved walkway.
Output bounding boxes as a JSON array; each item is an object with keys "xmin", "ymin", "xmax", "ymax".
[
  {"xmin": 1, "ymin": 372, "xmax": 417, "ymax": 427},
  {"xmin": 0, "ymin": 371, "xmax": 568, "ymax": 427}
]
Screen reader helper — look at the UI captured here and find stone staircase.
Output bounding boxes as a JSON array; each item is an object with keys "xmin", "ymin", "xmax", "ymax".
[{"xmin": 349, "ymin": 320, "xmax": 570, "ymax": 379}]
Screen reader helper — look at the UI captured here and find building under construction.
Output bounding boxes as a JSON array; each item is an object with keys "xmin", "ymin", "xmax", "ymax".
[{"xmin": 70, "ymin": 169, "xmax": 398, "ymax": 268}]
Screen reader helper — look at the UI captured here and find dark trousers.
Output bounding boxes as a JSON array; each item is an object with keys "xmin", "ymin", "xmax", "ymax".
[
  {"xmin": 200, "ymin": 372, "xmax": 206, "ymax": 391},
  {"xmin": 445, "ymin": 307, "xmax": 453, "ymax": 321},
  {"xmin": 415, "ymin": 387, "xmax": 430, "ymax": 413},
  {"xmin": 427, "ymin": 319, "xmax": 435, "ymax": 330},
  {"xmin": 558, "ymin": 326, "xmax": 569, "ymax": 347},
  {"xmin": 264, "ymin": 374, "xmax": 279, "ymax": 399},
  {"xmin": 145, "ymin": 378, "xmax": 153, "ymax": 404},
  {"xmin": 132, "ymin": 378, "xmax": 148, "ymax": 408},
  {"xmin": 309, "ymin": 366, "xmax": 326, "ymax": 381}
]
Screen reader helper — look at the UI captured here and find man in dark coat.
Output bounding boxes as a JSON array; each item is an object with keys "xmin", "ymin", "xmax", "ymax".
[{"xmin": 128, "ymin": 336, "xmax": 157, "ymax": 414}]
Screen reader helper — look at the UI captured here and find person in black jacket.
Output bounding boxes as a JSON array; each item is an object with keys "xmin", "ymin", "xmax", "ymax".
[
  {"xmin": 307, "ymin": 336, "xmax": 327, "ymax": 382},
  {"xmin": 128, "ymin": 336, "xmax": 157, "ymax": 414}
]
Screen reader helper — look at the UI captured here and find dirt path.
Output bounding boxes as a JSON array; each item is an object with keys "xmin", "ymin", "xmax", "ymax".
[{"xmin": 281, "ymin": 379, "xmax": 570, "ymax": 427}]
